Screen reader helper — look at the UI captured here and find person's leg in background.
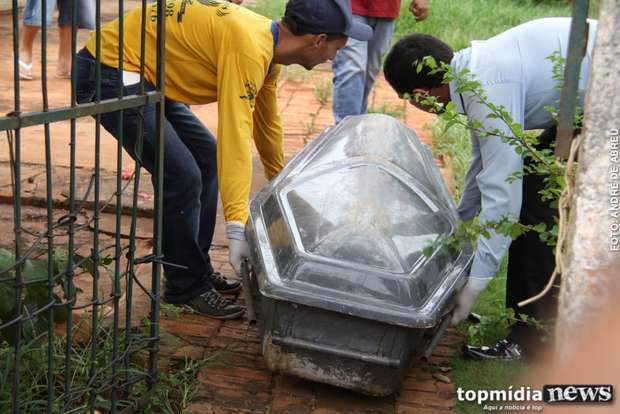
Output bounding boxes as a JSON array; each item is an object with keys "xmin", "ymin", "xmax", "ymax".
[
  {"xmin": 465, "ymin": 127, "xmax": 558, "ymax": 361},
  {"xmin": 56, "ymin": 25, "xmax": 72, "ymax": 77},
  {"xmin": 56, "ymin": 0, "xmax": 95, "ymax": 78},
  {"xmin": 465, "ymin": 127, "xmax": 559, "ymax": 361},
  {"xmin": 331, "ymin": 15, "xmax": 369, "ymax": 123},
  {"xmin": 20, "ymin": 0, "xmax": 57, "ymax": 80},
  {"xmin": 164, "ymin": 102, "xmax": 241, "ymax": 293},
  {"xmin": 360, "ymin": 18, "xmax": 396, "ymax": 113},
  {"xmin": 19, "ymin": 24, "xmax": 40, "ymax": 78},
  {"xmin": 505, "ymin": 126, "xmax": 558, "ymax": 356}
]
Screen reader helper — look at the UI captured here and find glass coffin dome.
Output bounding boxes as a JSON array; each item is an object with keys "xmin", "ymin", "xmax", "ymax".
[{"xmin": 248, "ymin": 114, "xmax": 473, "ymax": 328}]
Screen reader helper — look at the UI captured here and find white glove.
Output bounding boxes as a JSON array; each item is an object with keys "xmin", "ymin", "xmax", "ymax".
[
  {"xmin": 227, "ymin": 222, "xmax": 251, "ymax": 276},
  {"xmin": 450, "ymin": 276, "xmax": 491, "ymax": 326}
]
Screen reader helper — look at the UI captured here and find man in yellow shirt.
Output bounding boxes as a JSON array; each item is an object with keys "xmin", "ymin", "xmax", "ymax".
[{"xmin": 75, "ymin": 0, "xmax": 371, "ymax": 319}]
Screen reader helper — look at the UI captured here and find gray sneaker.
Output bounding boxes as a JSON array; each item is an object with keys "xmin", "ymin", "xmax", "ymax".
[{"xmin": 185, "ymin": 289, "xmax": 245, "ymax": 320}]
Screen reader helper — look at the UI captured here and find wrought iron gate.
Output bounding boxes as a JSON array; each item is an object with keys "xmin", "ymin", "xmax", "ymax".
[{"xmin": 0, "ymin": 0, "xmax": 166, "ymax": 412}]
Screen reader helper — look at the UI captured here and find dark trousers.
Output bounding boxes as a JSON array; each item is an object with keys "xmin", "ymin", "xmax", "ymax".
[
  {"xmin": 75, "ymin": 49, "xmax": 215, "ymax": 303},
  {"xmin": 506, "ymin": 126, "xmax": 558, "ymax": 352}
]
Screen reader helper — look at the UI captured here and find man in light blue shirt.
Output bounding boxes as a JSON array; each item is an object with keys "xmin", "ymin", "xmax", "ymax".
[{"xmin": 383, "ymin": 17, "xmax": 598, "ymax": 360}]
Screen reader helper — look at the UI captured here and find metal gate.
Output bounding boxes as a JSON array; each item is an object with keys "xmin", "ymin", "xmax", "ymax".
[{"xmin": 0, "ymin": 0, "xmax": 165, "ymax": 412}]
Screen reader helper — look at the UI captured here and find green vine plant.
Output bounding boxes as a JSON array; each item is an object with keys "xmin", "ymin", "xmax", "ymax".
[
  {"xmin": 416, "ymin": 52, "xmax": 575, "ymax": 259},
  {"xmin": 0, "ymin": 247, "xmax": 219, "ymax": 413},
  {"xmin": 0, "ymin": 248, "xmax": 114, "ymax": 345},
  {"xmin": 467, "ymin": 308, "xmax": 550, "ymax": 347},
  {"xmin": 0, "ymin": 248, "xmax": 118, "ymax": 412},
  {"xmin": 412, "ymin": 53, "xmax": 580, "ymax": 341}
]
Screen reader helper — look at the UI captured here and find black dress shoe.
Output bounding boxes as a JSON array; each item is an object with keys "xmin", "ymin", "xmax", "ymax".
[
  {"xmin": 184, "ymin": 289, "xmax": 245, "ymax": 320},
  {"xmin": 464, "ymin": 339, "xmax": 524, "ymax": 361},
  {"xmin": 211, "ymin": 271, "xmax": 242, "ymax": 294}
]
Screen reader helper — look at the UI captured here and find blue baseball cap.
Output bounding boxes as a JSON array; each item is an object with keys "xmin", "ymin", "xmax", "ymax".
[{"xmin": 284, "ymin": 0, "xmax": 373, "ymax": 41}]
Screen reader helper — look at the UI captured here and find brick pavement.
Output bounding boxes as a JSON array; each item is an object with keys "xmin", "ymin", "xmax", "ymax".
[
  {"xmin": 161, "ymin": 247, "xmax": 461, "ymax": 414},
  {"xmin": 0, "ymin": 2, "xmax": 461, "ymax": 412}
]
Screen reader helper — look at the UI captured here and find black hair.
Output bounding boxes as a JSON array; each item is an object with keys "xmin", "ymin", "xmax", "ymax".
[
  {"xmin": 281, "ymin": 10, "xmax": 346, "ymax": 41},
  {"xmin": 383, "ymin": 33, "xmax": 454, "ymax": 97}
]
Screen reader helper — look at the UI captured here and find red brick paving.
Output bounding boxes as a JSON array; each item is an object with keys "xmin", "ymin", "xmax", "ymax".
[
  {"xmin": 166, "ymin": 250, "xmax": 460, "ymax": 414},
  {"xmin": 1, "ymin": 2, "xmax": 460, "ymax": 413}
]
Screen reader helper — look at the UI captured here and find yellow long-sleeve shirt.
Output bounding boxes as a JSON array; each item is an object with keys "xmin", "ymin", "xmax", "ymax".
[{"xmin": 86, "ymin": 0, "xmax": 284, "ymax": 224}]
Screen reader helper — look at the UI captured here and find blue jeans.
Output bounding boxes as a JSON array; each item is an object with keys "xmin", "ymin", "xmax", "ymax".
[
  {"xmin": 75, "ymin": 49, "xmax": 216, "ymax": 303},
  {"xmin": 23, "ymin": 0, "xmax": 95, "ymax": 28},
  {"xmin": 332, "ymin": 15, "xmax": 396, "ymax": 123}
]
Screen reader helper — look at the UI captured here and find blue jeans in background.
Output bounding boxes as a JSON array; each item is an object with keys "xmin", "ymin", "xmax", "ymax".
[
  {"xmin": 23, "ymin": 0, "xmax": 95, "ymax": 28},
  {"xmin": 75, "ymin": 49, "xmax": 217, "ymax": 303},
  {"xmin": 332, "ymin": 15, "xmax": 396, "ymax": 123}
]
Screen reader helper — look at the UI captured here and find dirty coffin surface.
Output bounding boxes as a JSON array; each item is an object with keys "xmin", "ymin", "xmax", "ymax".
[{"xmin": 246, "ymin": 114, "xmax": 472, "ymax": 397}]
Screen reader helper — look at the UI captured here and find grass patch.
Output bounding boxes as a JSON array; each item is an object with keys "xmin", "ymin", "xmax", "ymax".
[
  {"xmin": 247, "ymin": 0, "xmax": 599, "ymax": 70},
  {"xmin": 451, "ymin": 261, "xmax": 532, "ymax": 414},
  {"xmin": 395, "ymin": 0, "xmax": 598, "ymax": 50},
  {"xmin": 313, "ymin": 78, "xmax": 333, "ymax": 105},
  {"xmin": 246, "ymin": 0, "xmax": 599, "ymax": 41},
  {"xmin": 0, "ymin": 326, "xmax": 223, "ymax": 414},
  {"xmin": 280, "ymin": 64, "xmax": 315, "ymax": 83},
  {"xmin": 246, "ymin": 0, "xmax": 286, "ymax": 19},
  {"xmin": 452, "ymin": 356, "xmax": 528, "ymax": 414},
  {"xmin": 143, "ymin": 350, "xmax": 230, "ymax": 414},
  {"xmin": 466, "ymin": 261, "xmax": 513, "ymax": 346},
  {"xmin": 367, "ymin": 102, "xmax": 406, "ymax": 120}
]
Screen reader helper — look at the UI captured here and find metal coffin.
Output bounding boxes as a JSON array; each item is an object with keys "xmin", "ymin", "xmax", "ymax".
[{"xmin": 247, "ymin": 114, "xmax": 472, "ymax": 396}]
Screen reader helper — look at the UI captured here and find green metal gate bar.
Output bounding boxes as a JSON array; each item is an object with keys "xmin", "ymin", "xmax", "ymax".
[
  {"xmin": 0, "ymin": 0, "xmax": 166, "ymax": 412},
  {"xmin": 0, "ymin": 94, "xmax": 164, "ymax": 131}
]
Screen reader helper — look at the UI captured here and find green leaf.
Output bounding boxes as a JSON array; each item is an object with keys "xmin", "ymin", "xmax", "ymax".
[
  {"xmin": 22, "ymin": 283, "xmax": 51, "ymax": 342},
  {"xmin": 0, "ymin": 283, "xmax": 16, "ymax": 316},
  {"xmin": 51, "ymin": 249, "xmax": 70, "ymax": 297},
  {"xmin": 509, "ymin": 224, "xmax": 525, "ymax": 239},
  {"xmin": 73, "ymin": 252, "xmax": 94, "ymax": 276},
  {"xmin": 0, "ymin": 248, "xmax": 14, "ymax": 270},
  {"xmin": 23, "ymin": 258, "xmax": 48, "ymax": 284},
  {"xmin": 0, "ymin": 322, "xmax": 19, "ymax": 345},
  {"xmin": 424, "ymin": 55, "xmax": 437, "ymax": 69},
  {"xmin": 470, "ymin": 120, "xmax": 484, "ymax": 130},
  {"xmin": 52, "ymin": 249, "xmax": 68, "ymax": 275},
  {"xmin": 52, "ymin": 293, "xmax": 68, "ymax": 324},
  {"xmin": 0, "ymin": 249, "xmax": 16, "ymax": 317}
]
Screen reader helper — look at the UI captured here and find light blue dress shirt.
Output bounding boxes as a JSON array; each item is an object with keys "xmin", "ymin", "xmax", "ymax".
[{"xmin": 449, "ymin": 17, "xmax": 598, "ymax": 279}]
